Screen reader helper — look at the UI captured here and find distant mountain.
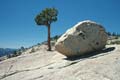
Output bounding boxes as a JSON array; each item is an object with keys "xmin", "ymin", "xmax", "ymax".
[{"xmin": 0, "ymin": 48, "xmax": 17, "ymax": 57}]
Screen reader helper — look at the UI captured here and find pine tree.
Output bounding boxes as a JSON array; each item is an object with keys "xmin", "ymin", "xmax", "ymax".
[{"xmin": 35, "ymin": 8, "xmax": 58, "ymax": 51}]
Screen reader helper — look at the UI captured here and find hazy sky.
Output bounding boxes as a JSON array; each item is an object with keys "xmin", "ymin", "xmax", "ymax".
[{"xmin": 0, "ymin": 0, "xmax": 120, "ymax": 48}]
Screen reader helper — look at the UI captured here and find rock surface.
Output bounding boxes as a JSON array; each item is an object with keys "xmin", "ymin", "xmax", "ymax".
[
  {"xmin": 0, "ymin": 44, "xmax": 120, "ymax": 80},
  {"xmin": 55, "ymin": 20, "xmax": 107, "ymax": 57}
]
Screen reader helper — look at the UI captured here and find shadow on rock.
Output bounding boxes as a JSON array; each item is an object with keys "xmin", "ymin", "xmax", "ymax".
[{"xmin": 65, "ymin": 47, "xmax": 115, "ymax": 61}]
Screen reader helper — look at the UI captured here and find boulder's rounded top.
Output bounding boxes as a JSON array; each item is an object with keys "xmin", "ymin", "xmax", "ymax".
[
  {"xmin": 78, "ymin": 20, "xmax": 96, "ymax": 23},
  {"xmin": 76, "ymin": 20, "xmax": 98, "ymax": 25},
  {"xmin": 74, "ymin": 20, "xmax": 103, "ymax": 29}
]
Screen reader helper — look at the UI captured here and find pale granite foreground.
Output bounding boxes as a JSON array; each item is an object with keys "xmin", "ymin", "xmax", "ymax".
[{"xmin": 0, "ymin": 45, "xmax": 120, "ymax": 80}]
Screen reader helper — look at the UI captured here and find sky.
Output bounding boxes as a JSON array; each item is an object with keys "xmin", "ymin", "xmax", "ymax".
[{"xmin": 0, "ymin": 0, "xmax": 120, "ymax": 48}]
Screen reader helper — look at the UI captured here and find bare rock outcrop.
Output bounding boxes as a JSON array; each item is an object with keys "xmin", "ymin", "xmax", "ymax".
[
  {"xmin": 55, "ymin": 20, "xmax": 107, "ymax": 57},
  {"xmin": 0, "ymin": 45, "xmax": 120, "ymax": 80}
]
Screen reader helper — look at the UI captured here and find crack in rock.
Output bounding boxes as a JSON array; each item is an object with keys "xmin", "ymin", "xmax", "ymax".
[
  {"xmin": 29, "ymin": 75, "xmax": 44, "ymax": 80},
  {"xmin": 2, "ymin": 59, "xmax": 18, "ymax": 79},
  {"xmin": 0, "ymin": 62, "xmax": 54, "ymax": 80},
  {"xmin": 58, "ymin": 61, "xmax": 78, "ymax": 69}
]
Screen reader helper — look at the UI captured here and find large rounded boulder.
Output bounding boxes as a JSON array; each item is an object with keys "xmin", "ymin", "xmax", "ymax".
[{"xmin": 55, "ymin": 20, "xmax": 108, "ymax": 57}]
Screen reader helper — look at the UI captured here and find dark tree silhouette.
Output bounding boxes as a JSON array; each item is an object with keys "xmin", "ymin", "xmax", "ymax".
[
  {"xmin": 107, "ymin": 32, "xmax": 112, "ymax": 36},
  {"xmin": 35, "ymin": 8, "xmax": 58, "ymax": 51}
]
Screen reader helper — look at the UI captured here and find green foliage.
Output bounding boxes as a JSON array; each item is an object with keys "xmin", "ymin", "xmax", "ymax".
[
  {"xmin": 35, "ymin": 8, "xmax": 58, "ymax": 26},
  {"xmin": 107, "ymin": 32, "xmax": 120, "ymax": 37},
  {"xmin": 30, "ymin": 48, "xmax": 35, "ymax": 53},
  {"xmin": 37, "ymin": 43, "xmax": 41, "ymax": 45},
  {"xmin": 112, "ymin": 32, "xmax": 116, "ymax": 36},
  {"xmin": 21, "ymin": 46, "xmax": 25, "ymax": 51},
  {"xmin": 51, "ymin": 35, "xmax": 61, "ymax": 41},
  {"xmin": 107, "ymin": 32, "xmax": 120, "ymax": 40},
  {"xmin": 7, "ymin": 50, "xmax": 22, "ymax": 58},
  {"xmin": 109, "ymin": 41, "xmax": 120, "ymax": 45},
  {"xmin": 107, "ymin": 32, "xmax": 112, "ymax": 36},
  {"xmin": 35, "ymin": 8, "xmax": 58, "ymax": 51}
]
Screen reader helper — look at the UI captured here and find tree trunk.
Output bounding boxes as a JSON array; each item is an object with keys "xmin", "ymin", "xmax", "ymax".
[{"xmin": 47, "ymin": 24, "xmax": 51, "ymax": 51}]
